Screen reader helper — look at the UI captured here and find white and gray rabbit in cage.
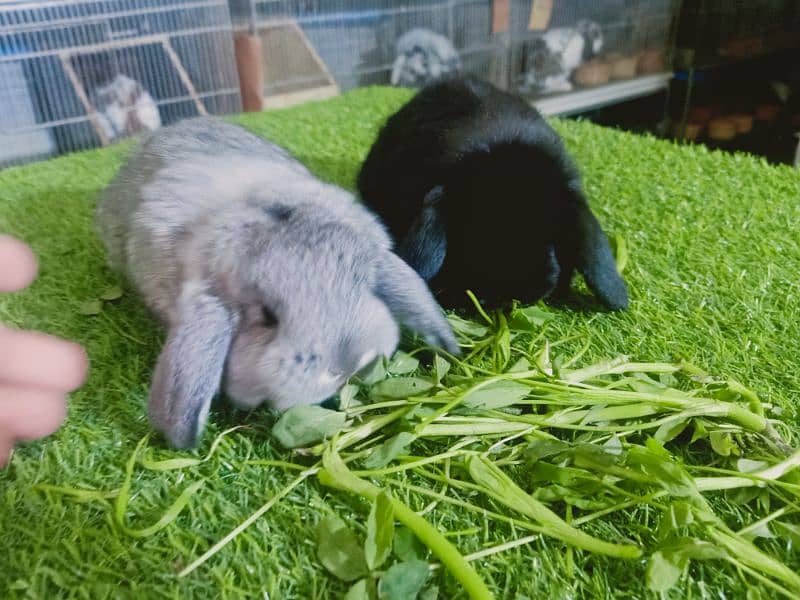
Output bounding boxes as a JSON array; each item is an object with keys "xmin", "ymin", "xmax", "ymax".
[
  {"xmin": 391, "ymin": 28, "xmax": 462, "ymax": 88},
  {"xmin": 92, "ymin": 74, "xmax": 161, "ymax": 142},
  {"xmin": 95, "ymin": 117, "xmax": 458, "ymax": 448},
  {"xmin": 520, "ymin": 20, "xmax": 603, "ymax": 94}
]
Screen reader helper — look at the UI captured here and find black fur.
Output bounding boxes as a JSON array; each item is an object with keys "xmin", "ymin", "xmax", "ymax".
[{"xmin": 357, "ymin": 76, "xmax": 629, "ymax": 311}]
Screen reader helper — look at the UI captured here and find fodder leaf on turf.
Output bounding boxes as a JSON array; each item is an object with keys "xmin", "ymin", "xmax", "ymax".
[
  {"xmin": 345, "ymin": 578, "xmax": 377, "ymax": 600},
  {"xmin": 99, "ymin": 285, "xmax": 124, "ymax": 301},
  {"xmin": 272, "ymin": 405, "xmax": 347, "ymax": 449},
  {"xmin": 508, "ymin": 305, "xmax": 555, "ymax": 332},
  {"xmin": 393, "ymin": 527, "xmax": 426, "ymax": 562},
  {"xmin": 316, "ymin": 514, "xmax": 368, "ymax": 582},
  {"xmin": 366, "ymin": 491, "xmax": 395, "ymax": 570},
  {"xmin": 388, "ymin": 352, "xmax": 420, "ymax": 375},
  {"xmin": 370, "ymin": 377, "xmax": 435, "ymax": 400},
  {"xmin": 378, "ymin": 560, "xmax": 429, "ymax": 600},
  {"xmin": 462, "ymin": 380, "xmax": 530, "ymax": 410},
  {"xmin": 364, "ymin": 432, "xmax": 416, "ymax": 470},
  {"xmin": 433, "ymin": 355, "xmax": 450, "ymax": 384}
]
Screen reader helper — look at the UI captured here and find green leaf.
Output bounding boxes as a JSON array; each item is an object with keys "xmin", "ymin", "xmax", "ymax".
[
  {"xmin": 737, "ymin": 458, "xmax": 769, "ymax": 473},
  {"xmin": 646, "ymin": 549, "xmax": 683, "ymax": 592},
  {"xmin": 447, "ymin": 315, "xmax": 488, "ymax": 339},
  {"xmin": 418, "ymin": 586, "xmax": 439, "ymax": 600},
  {"xmin": 366, "ymin": 492, "xmax": 395, "ymax": 570},
  {"xmin": 79, "ymin": 299, "xmax": 103, "ymax": 316},
  {"xmin": 690, "ymin": 419, "xmax": 709, "ymax": 443},
  {"xmin": 603, "ymin": 435, "xmax": 623, "ymax": 456},
  {"xmin": 378, "ymin": 560, "xmax": 430, "ymax": 600},
  {"xmin": 339, "ymin": 384, "xmax": 361, "ymax": 411},
  {"xmin": 364, "ymin": 432, "xmax": 416, "ymax": 470},
  {"xmin": 508, "ymin": 356, "xmax": 531, "ymax": 373},
  {"xmin": 467, "ymin": 456, "xmax": 641, "ymax": 558},
  {"xmin": 462, "ymin": 380, "xmax": 529, "ymax": 410},
  {"xmin": 345, "ymin": 579, "xmax": 377, "ymax": 600},
  {"xmin": 668, "ymin": 538, "xmax": 726, "ymax": 561},
  {"xmin": 370, "ymin": 377, "xmax": 434, "ymax": 400},
  {"xmin": 509, "ymin": 305, "xmax": 554, "ymax": 332},
  {"xmin": 388, "ymin": 352, "xmax": 420, "ymax": 375},
  {"xmin": 100, "ymin": 285, "xmax": 124, "ymax": 301},
  {"xmin": 654, "ymin": 418, "xmax": 689, "ymax": 443},
  {"xmin": 316, "ymin": 515, "xmax": 368, "ymax": 582},
  {"xmin": 709, "ymin": 431, "xmax": 736, "ymax": 457},
  {"xmin": 627, "ymin": 446, "xmax": 700, "ymax": 501},
  {"xmin": 433, "ymin": 355, "xmax": 450, "ymax": 384},
  {"xmin": 393, "ymin": 527, "xmax": 426, "ymax": 562},
  {"xmin": 496, "ymin": 321, "xmax": 511, "ymax": 365},
  {"xmin": 658, "ymin": 503, "xmax": 695, "ymax": 539},
  {"xmin": 742, "ymin": 521, "xmax": 775, "ymax": 540},
  {"xmin": 526, "ymin": 439, "xmax": 571, "ymax": 463},
  {"xmin": 272, "ymin": 406, "xmax": 346, "ymax": 449},
  {"xmin": 774, "ymin": 522, "xmax": 800, "ymax": 546},
  {"xmin": 530, "ymin": 462, "xmax": 599, "ymax": 488},
  {"xmin": 360, "ymin": 357, "xmax": 389, "ymax": 385}
]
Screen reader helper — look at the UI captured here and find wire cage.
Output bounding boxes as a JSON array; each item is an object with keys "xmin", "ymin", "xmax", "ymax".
[
  {"xmin": 227, "ymin": 0, "xmax": 505, "ymax": 109},
  {"xmin": 226, "ymin": 0, "xmax": 682, "ymax": 110},
  {"xmin": 507, "ymin": 0, "xmax": 681, "ymax": 99},
  {"xmin": 0, "ymin": 0, "xmax": 242, "ymax": 167}
]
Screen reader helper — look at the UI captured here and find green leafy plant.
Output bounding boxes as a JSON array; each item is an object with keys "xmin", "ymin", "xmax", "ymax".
[
  {"xmin": 41, "ymin": 298, "xmax": 800, "ymax": 598},
  {"xmin": 317, "ymin": 493, "xmax": 439, "ymax": 600}
]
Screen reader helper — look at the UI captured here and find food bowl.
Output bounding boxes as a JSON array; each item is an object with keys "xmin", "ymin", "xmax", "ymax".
[{"xmin": 573, "ymin": 59, "xmax": 612, "ymax": 87}]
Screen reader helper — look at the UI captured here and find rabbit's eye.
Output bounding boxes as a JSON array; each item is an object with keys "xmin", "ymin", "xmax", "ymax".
[{"xmin": 262, "ymin": 306, "xmax": 279, "ymax": 327}]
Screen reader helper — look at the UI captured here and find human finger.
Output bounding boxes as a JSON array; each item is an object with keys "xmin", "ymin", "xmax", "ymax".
[
  {"xmin": 0, "ymin": 235, "xmax": 38, "ymax": 292},
  {"xmin": 0, "ymin": 327, "xmax": 88, "ymax": 391},
  {"xmin": 0, "ymin": 384, "xmax": 68, "ymax": 441}
]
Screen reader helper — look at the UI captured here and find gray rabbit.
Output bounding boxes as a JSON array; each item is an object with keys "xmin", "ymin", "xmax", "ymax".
[{"xmin": 96, "ymin": 117, "xmax": 458, "ymax": 448}]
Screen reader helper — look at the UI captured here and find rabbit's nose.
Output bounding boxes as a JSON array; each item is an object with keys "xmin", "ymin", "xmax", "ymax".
[{"xmin": 294, "ymin": 352, "xmax": 320, "ymax": 366}]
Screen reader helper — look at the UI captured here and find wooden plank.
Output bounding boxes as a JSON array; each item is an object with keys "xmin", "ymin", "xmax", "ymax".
[
  {"xmin": 492, "ymin": 0, "xmax": 510, "ymax": 34},
  {"xmin": 261, "ymin": 84, "xmax": 338, "ymax": 110},
  {"xmin": 162, "ymin": 38, "xmax": 208, "ymax": 116},
  {"xmin": 58, "ymin": 53, "xmax": 111, "ymax": 146},
  {"xmin": 287, "ymin": 21, "xmax": 338, "ymax": 90},
  {"xmin": 528, "ymin": 0, "xmax": 554, "ymax": 31},
  {"xmin": 234, "ymin": 32, "xmax": 265, "ymax": 111}
]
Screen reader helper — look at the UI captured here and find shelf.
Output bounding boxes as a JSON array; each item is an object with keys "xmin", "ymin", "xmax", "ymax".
[{"xmin": 532, "ymin": 73, "xmax": 673, "ymax": 117}]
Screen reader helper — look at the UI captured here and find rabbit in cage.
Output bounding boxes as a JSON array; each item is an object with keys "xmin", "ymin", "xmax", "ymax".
[
  {"xmin": 92, "ymin": 73, "xmax": 161, "ymax": 142},
  {"xmin": 95, "ymin": 117, "xmax": 458, "ymax": 449},
  {"xmin": 391, "ymin": 28, "xmax": 462, "ymax": 88},
  {"xmin": 357, "ymin": 76, "xmax": 628, "ymax": 311},
  {"xmin": 520, "ymin": 20, "xmax": 604, "ymax": 94}
]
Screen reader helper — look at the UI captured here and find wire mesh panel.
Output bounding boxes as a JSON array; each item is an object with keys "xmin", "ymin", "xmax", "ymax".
[
  {"xmin": 0, "ymin": 0, "xmax": 242, "ymax": 167},
  {"xmin": 228, "ymin": 0, "xmax": 507, "ymax": 107},
  {"xmin": 227, "ymin": 0, "xmax": 682, "ymax": 109},
  {"xmin": 508, "ymin": 0, "xmax": 681, "ymax": 99}
]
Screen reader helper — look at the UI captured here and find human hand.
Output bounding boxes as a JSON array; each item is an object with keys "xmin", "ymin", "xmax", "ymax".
[{"xmin": 0, "ymin": 235, "xmax": 88, "ymax": 467}]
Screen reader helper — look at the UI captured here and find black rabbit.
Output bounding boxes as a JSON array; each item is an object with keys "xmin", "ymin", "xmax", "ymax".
[{"xmin": 357, "ymin": 75, "xmax": 628, "ymax": 311}]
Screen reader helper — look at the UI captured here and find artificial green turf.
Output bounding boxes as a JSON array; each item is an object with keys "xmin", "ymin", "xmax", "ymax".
[{"xmin": 1, "ymin": 86, "xmax": 799, "ymax": 599}]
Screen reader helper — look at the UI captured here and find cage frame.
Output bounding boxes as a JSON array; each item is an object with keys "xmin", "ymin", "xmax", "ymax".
[{"xmin": 57, "ymin": 33, "xmax": 209, "ymax": 146}]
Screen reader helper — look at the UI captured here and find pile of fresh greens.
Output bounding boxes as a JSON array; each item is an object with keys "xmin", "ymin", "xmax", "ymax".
[{"xmin": 55, "ymin": 298, "xmax": 799, "ymax": 599}]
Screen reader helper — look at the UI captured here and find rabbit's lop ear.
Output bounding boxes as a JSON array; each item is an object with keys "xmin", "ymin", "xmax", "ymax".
[
  {"xmin": 562, "ymin": 200, "xmax": 629, "ymax": 311},
  {"xmin": 148, "ymin": 281, "xmax": 238, "ymax": 449},
  {"xmin": 375, "ymin": 250, "xmax": 460, "ymax": 355},
  {"xmin": 396, "ymin": 185, "xmax": 447, "ymax": 281}
]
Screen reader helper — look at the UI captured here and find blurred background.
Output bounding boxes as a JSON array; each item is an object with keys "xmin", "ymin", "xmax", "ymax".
[{"xmin": 1, "ymin": 0, "xmax": 798, "ymax": 168}]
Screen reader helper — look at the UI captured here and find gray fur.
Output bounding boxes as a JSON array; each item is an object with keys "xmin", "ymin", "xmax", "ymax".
[
  {"xmin": 96, "ymin": 117, "xmax": 457, "ymax": 448},
  {"xmin": 391, "ymin": 28, "xmax": 462, "ymax": 88}
]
